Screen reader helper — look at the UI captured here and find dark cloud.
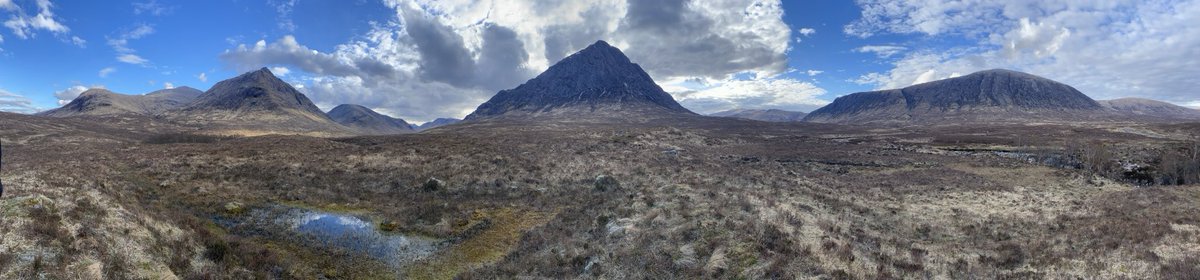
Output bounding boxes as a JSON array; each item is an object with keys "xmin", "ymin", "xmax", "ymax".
[
  {"xmin": 401, "ymin": 6, "xmax": 476, "ymax": 87},
  {"xmin": 616, "ymin": 0, "xmax": 789, "ymax": 79},
  {"xmin": 623, "ymin": 0, "xmax": 688, "ymax": 31},
  {"xmin": 474, "ymin": 24, "xmax": 534, "ymax": 90},
  {"xmin": 542, "ymin": 7, "xmax": 616, "ymax": 63}
]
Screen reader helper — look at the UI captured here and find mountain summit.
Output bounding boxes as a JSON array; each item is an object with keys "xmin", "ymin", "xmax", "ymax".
[
  {"xmin": 176, "ymin": 67, "xmax": 350, "ymax": 135},
  {"xmin": 327, "ymin": 104, "xmax": 415, "ymax": 135},
  {"xmin": 803, "ymin": 69, "xmax": 1105, "ymax": 124},
  {"xmin": 464, "ymin": 40, "xmax": 693, "ymax": 120}
]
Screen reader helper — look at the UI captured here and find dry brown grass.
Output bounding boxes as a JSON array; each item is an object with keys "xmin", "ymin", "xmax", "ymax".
[{"xmin": 3, "ymin": 114, "xmax": 1199, "ymax": 279}]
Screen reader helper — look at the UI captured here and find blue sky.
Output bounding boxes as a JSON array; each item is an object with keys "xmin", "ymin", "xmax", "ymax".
[{"xmin": 2, "ymin": 0, "xmax": 1198, "ymax": 122}]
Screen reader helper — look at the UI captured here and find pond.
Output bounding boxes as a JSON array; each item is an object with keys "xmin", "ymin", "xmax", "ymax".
[{"xmin": 217, "ymin": 205, "xmax": 443, "ymax": 267}]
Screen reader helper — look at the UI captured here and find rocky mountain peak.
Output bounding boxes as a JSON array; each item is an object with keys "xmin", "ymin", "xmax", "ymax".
[{"xmin": 464, "ymin": 40, "xmax": 693, "ymax": 120}]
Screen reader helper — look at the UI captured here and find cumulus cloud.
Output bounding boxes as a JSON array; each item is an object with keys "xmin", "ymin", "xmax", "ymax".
[
  {"xmin": 854, "ymin": 45, "xmax": 907, "ymax": 58},
  {"xmin": 798, "ymin": 27, "xmax": 816, "ymax": 36},
  {"xmin": 846, "ymin": 0, "xmax": 1200, "ymax": 104},
  {"xmin": 53, "ymin": 85, "xmax": 88, "ymax": 105},
  {"xmin": 98, "ymin": 66, "xmax": 116, "ymax": 77},
  {"xmin": 670, "ymin": 76, "xmax": 829, "ymax": 114},
  {"xmin": 163, "ymin": 82, "xmax": 174, "ymax": 89},
  {"xmin": 220, "ymin": 0, "xmax": 798, "ymax": 122},
  {"xmin": 270, "ymin": 66, "xmax": 290, "ymax": 76},
  {"xmin": 196, "ymin": 72, "xmax": 207, "ymax": 82},
  {"xmin": 2, "ymin": 0, "xmax": 69, "ymax": 39},
  {"xmin": 1, "ymin": 0, "xmax": 81, "ymax": 46},
  {"xmin": 0, "ymin": 87, "xmax": 39, "ymax": 114}
]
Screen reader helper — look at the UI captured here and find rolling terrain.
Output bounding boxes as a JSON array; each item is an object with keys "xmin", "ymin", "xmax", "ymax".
[
  {"xmin": 711, "ymin": 109, "xmax": 808, "ymax": 122},
  {"xmin": 2, "ymin": 39, "xmax": 1199, "ymax": 280}
]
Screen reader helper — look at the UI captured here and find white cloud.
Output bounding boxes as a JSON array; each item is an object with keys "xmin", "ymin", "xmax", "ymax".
[
  {"xmin": 0, "ymin": 87, "xmax": 39, "ymax": 114},
  {"xmin": 70, "ymin": 35, "xmax": 84, "ymax": 47},
  {"xmin": 270, "ymin": 66, "xmax": 291, "ymax": 76},
  {"xmin": 163, "ymin": 82, "xmax": 174, "ymax": 89},
  {"xmin": 196, "ymin": 72, "xmax": 207, "ymax": 82},
  {"xmin": 270, "ymin": 0, "xmax": 297, "ymax": 32},
  {"xmin": 0, "ymin": 0, "xmax": 16, "ymax": 11},
  {"xmin": 847, "ymin": 0, "xmax": 1200, "ymax": 103},
  {"xmin": 2, "ymin": 0, "xmax": 71, "ymax": 40},
  {"xmin": 669, "ymin": 76, "xmax": 829, "ymax": 114},
  {"xmin": 853, "ymin": 45, "xmax": 907, "ymax": 58},
  {"xmin": 106, "ymin": 24, "xmax": 154, "ymax": 53},
  {"xmin": 98, "ymin": 67, "xmax": 116, "ymax": 77},
  {"xmin": 132, "ymin": 0, "xmax": 173, "ymax": 16},
  {"xmin": 117, "ymin": 54, "xmax": 148, "ymax": 65},
  {"xmin": 220, "ymin": 0, "xmax": 795, "ymax": 122},
  {"xmin": 798, "ymin": 27, "xmax": 816, "ymax": 36},
  {"xmin": 53, "ymin": 85, "xmax": 89, "ymax": 105},
  {"xmin": 805, "ymin": 70, "xmax": 823, "ymax": 76}
]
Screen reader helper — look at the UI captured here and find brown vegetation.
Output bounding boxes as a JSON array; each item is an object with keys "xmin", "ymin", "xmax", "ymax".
[{"xmin": 2, "ymin": 113, "xmax": 1199, "ymax": 279}]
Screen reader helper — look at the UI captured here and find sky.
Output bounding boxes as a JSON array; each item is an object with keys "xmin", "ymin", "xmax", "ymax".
[{"xmin": 1, "ymin": 0, "xmax": 1198, "ymax": 123}]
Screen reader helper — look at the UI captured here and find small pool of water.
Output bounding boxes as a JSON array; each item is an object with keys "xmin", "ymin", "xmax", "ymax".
[{"xmin": 219, "ymin": 205, "xmax": 442, "ymax": 267}]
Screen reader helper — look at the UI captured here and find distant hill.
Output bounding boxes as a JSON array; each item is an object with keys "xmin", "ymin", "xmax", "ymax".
[
  {"xmin": 1098, "ymin": 98, "xmax": 1200, "ymax": 120},
  {"xmin": 803, "ymin": 69, "xmax": 1106, "ymax": 124},
  {"xmin": 711, "ymin": 109, "xmax": 807, "ymax": 122},
  {"xmin": 174, "ymin": 68, "xmax": 351, "ymax": 136},
  {"xmin": 327, "ymin": 104, "xmax": 415, "ymax": 135},
  {"xmin": 415, "ymin": 118, "xmax": 461, "ymax": 131},
  {"xmin": 40, "ymin": 87, "xmax": 202, "ymax": 117},
  {"xmin": 465, "ymin": 40, "xmax": 694, "ymax": 121}
]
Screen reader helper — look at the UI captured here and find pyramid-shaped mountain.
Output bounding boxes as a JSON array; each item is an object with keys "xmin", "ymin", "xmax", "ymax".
[
  {"xmin": 40, "ymin": 87, "xmax": 203, "ymax": 117},
  {"xmin": 176, "ymin": 68, "xmax": 350, "ymax": 135},
  {"xmin": 327, "ymin": 104, "xmax": 415, "ymax": 135},
  {"xmin": 465, "ymin": 40, "xmax": 694, "ymax": 120},
  {"xmin": 803, "ymin": 69, "xmax": 1107, "ymax": 124}
]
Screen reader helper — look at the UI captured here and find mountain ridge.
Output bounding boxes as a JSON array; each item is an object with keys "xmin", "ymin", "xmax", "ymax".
[
  {"xmin": 39, "ymin": 87, "xmax": 203, "ymax": 117},
  {"xmin": 327, "ymin": 104, "xmax": 415, "ymax": 135},
  {"xmin": 803, "ymin": 69, "xmax": 1107, "ymax": 124}
]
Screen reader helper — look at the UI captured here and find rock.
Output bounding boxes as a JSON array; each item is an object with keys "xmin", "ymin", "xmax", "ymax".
[
  {"xmin": 378, "ymin": 221, "xmax": 399, "ymax": 232},
  {"xmin": 224, "ymin": 202, "xmax": 245, "ymax": 215},
  {"xmin": 423, "ymin": 177, "xmax": 445, "ymax": 192},
  {"xmin": 594, "ymin": 175, "xmax": 620, "ymax": 191},
  {"xmin": 704, "ymin": 247, "xmax": 729, "ymax": 275}
]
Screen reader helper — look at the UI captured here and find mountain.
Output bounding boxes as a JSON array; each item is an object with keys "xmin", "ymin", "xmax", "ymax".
[
  {"xmin": 1099, "ymin": 98, "xmax": 1200, "ymax": 119},
  {"xmin": 40, "ymin": 87, "xmax": 203, "ymax": 117},
  {"xmin": 175, "ymin": 68, "xmax": 351, "ymax": 136},
  {"xmin": 145, "ymin": 87, "xmax": 205, "ymax": 108},
  {"xmin": 803, "ymin": 69, "xmax": 1105, "ymax": 124},
  {"xmin": 327, "ymin": 104, "xmax": 415, "ymax": 135},
  {"xmin": 711, "ymin": 109, "xmax": 807, "ymax": 122},
  {"xmin": 415, "ymin": 118, "xmax": 461, "ymax": 131},
  {"xmin": 464, "ymin": 40, "xmax": 694, "ymax": 121}
]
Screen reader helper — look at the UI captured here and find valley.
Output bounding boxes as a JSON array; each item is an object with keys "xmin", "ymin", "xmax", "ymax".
[{"xmin": 1, "ymin": 40, "xmax": 1198, "ymax": 279}]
